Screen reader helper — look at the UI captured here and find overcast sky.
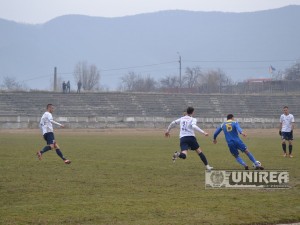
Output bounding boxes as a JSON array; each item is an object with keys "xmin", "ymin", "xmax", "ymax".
[{"xmin": 1, "ymin": 0, "xmax": 300, "ymax": 24}]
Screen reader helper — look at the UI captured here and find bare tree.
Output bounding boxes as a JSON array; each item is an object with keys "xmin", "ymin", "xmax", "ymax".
[
  {"xmin": 203, "ymin": 71, "xmax": 219, "ymax": 93},
  {"xmin": 272, "ymin": 70, "xmax": 284, "ymax": 80},
  {"xmin": 160, "ymin": 75, "xmax": 179, "ymax": 88},
  {"xmin": 73, "ymin": 61, "xmax": 100, "ymax": 91},
  {"xmin": 200, "ymin": 69, "xmax": 231, "ymax": 93},
  {"xmin": 1, "ymin": 76, "xmax": 26, "ymax": 91},
  {"xmin": 284, "ymin": 62, "xmax": 300, "ymax": 80},
  {"xmin": 183, "ymin": 67, "xmax": 202, "ymax": 88},
  {"xmin": 216, "ymin": 69, "xmax": 233, "ymax": 92},
  {"xmin": 120, "ymin": 72, "xmax": 157, "ymax": 92},
  {"xmin": 119, "ymin": 71, "xmax": 137, "ymax": 91},
  {"xmin": 141, "ymin": 75, "xmax": 157, "ymax": 92}
]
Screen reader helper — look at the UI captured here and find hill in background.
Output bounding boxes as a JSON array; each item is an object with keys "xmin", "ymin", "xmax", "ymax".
[{"xmin": 0, "ymin": 5, "xmax": 300, "ymax": 90}]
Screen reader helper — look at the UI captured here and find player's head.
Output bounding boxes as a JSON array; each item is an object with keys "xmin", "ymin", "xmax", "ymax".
[
  {"xmin": 283, "ymin": 106, "xmax": 289, "ymax": 115},
  {"xmin": 186, "ymin": 106, "xmax": 194, "ymax": 115},
  {"xmin": 47, "ymin": 104, "xmax": 54, "ymax": 113},
  {"xmin": 227, "ymin": 114, "xmax": 234, "ymax": 120}
]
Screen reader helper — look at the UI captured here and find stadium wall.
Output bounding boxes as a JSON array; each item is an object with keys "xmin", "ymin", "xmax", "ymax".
[{"xmin": 0, "ymin": 115, "xmax": 297, "ymax": 129}]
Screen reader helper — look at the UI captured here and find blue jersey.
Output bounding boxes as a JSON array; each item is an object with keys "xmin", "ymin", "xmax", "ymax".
[{"xmin": 213, "ymin": 120, "xmax": 243, "ymax": 143}]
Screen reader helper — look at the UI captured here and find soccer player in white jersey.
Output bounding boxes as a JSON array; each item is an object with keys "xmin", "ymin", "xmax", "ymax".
[
  {"xmin": 165, "ymin": 106, "xmax": 213, "ymax": 171},
  {"xmin": 36, "ymin": 104, "xmax": 71, "ymax": 164},
  {"xmin": 279, "ymin": 106, "xmax": 295, "ymax": 158}
]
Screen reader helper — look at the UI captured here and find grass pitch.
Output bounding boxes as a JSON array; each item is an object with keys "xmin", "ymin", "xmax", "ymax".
[{"xmin": 0, "ymin": 129, "xmax": 299, "ymax": 225}]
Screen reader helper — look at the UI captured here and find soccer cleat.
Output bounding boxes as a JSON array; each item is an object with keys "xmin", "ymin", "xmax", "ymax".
[
  {"xmin": 283, "ymin": 153, "xmax": 287, "ymax": 157},
  {"xmin": 64, "ymin": 159, "xmax": 71, "ymax": 164},
  {"xmin": 206, "ymin": 165, "xmax": 213, "ymax": 171},
  {"xmin": 172, "ymin": 151, "xmax": 180, "ymax": 162},
  {"xmin": 244, "ymin": 166, "xmax": 249, "ymax": 170},
  {"xmin": 289, "ymin": 154, "xmax": 294, "ymax": 158},
  {"xmin": 255, "ymin": 165, "xmax": 264, "ymax": 170},
  {"xmin": 36, "ymin": 151, "xmax": 42, "ymax": 160}
]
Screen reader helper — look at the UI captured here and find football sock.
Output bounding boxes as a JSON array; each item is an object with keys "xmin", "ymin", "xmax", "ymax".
[
  {"xmin": 41, "ymin": 145, "xmax": 51, "ymax": 154},
  {"xmin": 282, "ymin": 143, "xmax": 286, "ymax": 153},
  {"xmin": 235, "ymin": 156, "xmax": 247, "ymax": 166},
  {"xmin": 246, "ymin": 152, "xmax": 257, "ymax": 164},
  {"xmin": 289, "ymin": 145, "xmax": 292, "ymax": 154},
  {"xmin": 56, "ymin": 149, "xmax": 66, "ymax": 160},
  {"xmin": 179, "ymin": 153, "xmax": 186, "ymax": 159},
  {"xmin": 198, "ymin": 152, "xmax": 208, "ymax": 166}
]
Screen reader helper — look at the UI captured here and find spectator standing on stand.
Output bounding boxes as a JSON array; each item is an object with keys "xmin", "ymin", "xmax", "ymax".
[{"xmin": 77, "ymin": 80, "xmax": 82, "ymax": 93}]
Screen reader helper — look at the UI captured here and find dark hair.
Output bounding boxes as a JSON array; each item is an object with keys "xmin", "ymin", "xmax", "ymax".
[
  {"xmin": 283, "ymin": 106, "xmax": 288, "ymax": 109},
  {"xmin": 227, "ymin": 114, "xmax": 234, "ymax": 120},
  {"xmin": 186, "ymin": 106, "xmax": 194, "ymax": 115},
  {"xmin": 47, "ymin": 104, "xmax": 53, "ymax": 109}
]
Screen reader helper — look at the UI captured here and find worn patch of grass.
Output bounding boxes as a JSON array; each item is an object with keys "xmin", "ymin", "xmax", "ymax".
[{"xmin": 0, "ymin": 129, "xmax": 299, "ymax": 225}]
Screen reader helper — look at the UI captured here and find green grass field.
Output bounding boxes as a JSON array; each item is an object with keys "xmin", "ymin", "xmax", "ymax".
[{"xmin": 0, "ymin": 129, "xmax": 299, "ymax": 225}]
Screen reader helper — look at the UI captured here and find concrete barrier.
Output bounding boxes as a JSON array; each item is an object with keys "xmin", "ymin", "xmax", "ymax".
[{"xmin": 0, "ymin": 116, "xmax": 298, "ymax": 129}]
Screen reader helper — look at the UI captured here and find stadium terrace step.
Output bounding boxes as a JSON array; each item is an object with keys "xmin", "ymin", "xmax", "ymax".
[{"xmin": 0, "ymin": 91, "xmax": 299, "ymax": 128}]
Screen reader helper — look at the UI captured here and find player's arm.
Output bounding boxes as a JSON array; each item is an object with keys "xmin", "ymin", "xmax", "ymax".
[
  {"xmin": 279, "ymin": 122, "xmax": 283, "ymax": 136},
  {"xmin": 236, "ymin": 122, "xmax": 246, "ymax": 137},
  {"xmin": 279, "ymin": 116, "xmax": 283, "ymax": 135},
  {"xmin": 290, "ymin": 121, "xmax": 295, "ymax": 136},
  {"xmin": 50, "ymin": 119, "xmax": 64, "ymax": 128},
  {"xmin": 213, "ymin": 126, "xmax": 222, "ymax": 144},
  {"xmin": 165, "ymin": 119, "xmax": 179, "ymax": 137},
  {"xmin": 192, "ymin": 124, "xmax": 208, "ymax": 136},
  {"xmin": 191, "ymin": 118, "xmax": 208, "ymax": 136},
  {"xmin": 278, "ymin": 121, "xmax": 282, "ymax": 135},
  {"xmin": 39, "ymin": 117, "xmax": 44, "ymax": 128}
]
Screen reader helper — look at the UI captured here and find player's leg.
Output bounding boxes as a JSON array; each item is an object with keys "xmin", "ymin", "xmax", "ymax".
[
  {"xmin": 236, "ymin": 140, "xmax": 263, "ymax": 169},
  {"xmin": 288, "ymin": 140, "xmax": 293, "ymax": 158},
  {"xmin": 37, "ymin": 145, "xmax": 51, "ymax": 160},
  {"xmin": 36, "ymin": 133, "xmax": 53, "ymax": 160},
  {"xmin": 172, "ymin": 150, "xmax": 187, "ymax": 161},
  {"xmin": 228, "ymin": 143, "xmax": 248, "ymax": 169},
  {"xmin": 173, "ymin": 137, "xmax": 190, "ymax": 162},
  {"xmin": 243, "ymin": 148, "xmax": 264, "ymax": 170},
  {"xmin": 234, "ymin": 154, "xmax": 248, "ymax": 170},
  {"xmin": 179, "ymin": 150, "xmax": 188, "ymax": 159},
  {"xmin": 288, "ymin": 132, "xmax": 293, "ymax": 157},
  {"xmin": 54, "ymin": 142, "xmax": 71, "ymax": 164},
  {"xmin": 239, "ymin": 139, "xmax": 264, "ymax": 169},
  {"xmin": 195, "ymin": 147, "xmax": 213, "ymax": 170},
  {"xmin": 189, "ymin": 136, "xmax": 213, "ymax": 170},
  {"xmin": 281, "ymin": 133, "xmax": 287, "ymax": 157}
]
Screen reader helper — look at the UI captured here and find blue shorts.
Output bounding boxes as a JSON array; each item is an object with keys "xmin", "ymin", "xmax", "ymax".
[
  {"xmin": 180, "ymin": 136, "xmax": 200, "ymax": 151},
  {"xmin": 281, "ymin": 132, "xmax": 293, "ymax": 141},
  {"xmin": 43, "ymin": 132, "xmax": 56, "ymax": 145},
  {"xmin": 227, "ymin": 140, "xmax": 247, "ymax": 156}
]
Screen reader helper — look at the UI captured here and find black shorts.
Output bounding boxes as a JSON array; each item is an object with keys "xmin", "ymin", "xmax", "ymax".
[
  {"xmin": 281, "ymin": 132, "xmax": 293, "ymax": 141},
  {"xmin": 180, "ymin": 136, "xmax": 200, "ymax": 151},
  {"xmin": 43, "ymin": 132, "xmax": 56, "ymax": 145}
]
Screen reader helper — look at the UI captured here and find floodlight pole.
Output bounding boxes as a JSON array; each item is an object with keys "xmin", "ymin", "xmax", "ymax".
[
  {"xmin": 177, "ymin": 52, "xmax": 182, "ymax": 92},
  {"xmin": 54, "ymin": 67, "xmax": 57, "ymax": 92}
]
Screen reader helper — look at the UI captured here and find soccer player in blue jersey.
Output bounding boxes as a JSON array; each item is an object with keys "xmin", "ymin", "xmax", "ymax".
[
  {"xmin": 36, "ymin": 104, "xmax": 71, "ymax": 164},
  {"xmin": 165, "ymin": 106, "xmax": 213, "ymax": 171},
  {"xmin": 213, "ymin": 114, "xmax": 264, "ymax": 170}
]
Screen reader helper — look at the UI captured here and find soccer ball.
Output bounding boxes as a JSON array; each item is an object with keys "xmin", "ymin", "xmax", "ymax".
[{"xmin": 252, "ymin": 161, "xmax": 261, "ymax": 168}]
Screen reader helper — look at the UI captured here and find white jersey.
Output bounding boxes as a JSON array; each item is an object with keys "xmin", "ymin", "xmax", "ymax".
[
  {"xmin": 280, "ymin": 113, "xmax": 295, "ymax": 132},
  {"xmin": 39, "ymin": 112, "xmax": 62, "ymax": 135},
  {"xmin": 167, "ymin": 115, "xmax": 204, "ymax": 138}
]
